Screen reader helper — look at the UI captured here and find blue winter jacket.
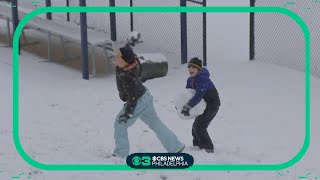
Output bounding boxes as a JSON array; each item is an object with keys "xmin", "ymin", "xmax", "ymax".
[{"xmin": 186, "ymin": 68, "xmax": 216, "ymax": 108}]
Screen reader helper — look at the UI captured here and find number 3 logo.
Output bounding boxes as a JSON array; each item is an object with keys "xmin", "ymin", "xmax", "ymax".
[{"xmin": 141, "ymin": 156, "xmax": 151, "ymax": 166}]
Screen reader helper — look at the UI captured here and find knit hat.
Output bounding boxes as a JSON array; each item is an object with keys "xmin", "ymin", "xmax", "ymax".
[
  {"xmin": 118, "ymin": 45, "xmax": 135, "ymax": 64},
  {"xmin": 188, "ymin": 57, "xmax": 202, "ymax": 70}
]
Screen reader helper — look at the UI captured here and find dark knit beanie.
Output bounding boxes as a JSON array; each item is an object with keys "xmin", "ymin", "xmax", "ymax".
[
  {"xmin": 119, "ymin": 45, "xmax": 135, "ymax": 64},
  {"xmin": 188, "ymin": 57, "xmax": 202, "ymax": 70}
]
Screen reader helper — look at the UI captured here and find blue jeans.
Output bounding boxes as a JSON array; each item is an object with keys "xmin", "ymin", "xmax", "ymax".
[{"xmin": 113, "ymin": 89, "xmax": 184, "ymax": 158}]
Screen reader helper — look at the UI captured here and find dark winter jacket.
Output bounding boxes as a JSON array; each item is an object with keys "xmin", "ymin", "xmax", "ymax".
[
  {"xmin": 186, "ymin": 68, "xmax": 220, "ymax": 108},
  {"xmin": 116, "ymin": 60, "xmax": 146, "ymax": 115}
]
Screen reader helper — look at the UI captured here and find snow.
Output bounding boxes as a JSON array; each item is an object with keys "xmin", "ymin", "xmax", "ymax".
[
  {"xmin": 1, "ymin": 1, "xmax": 320, "ymax": 180},
  {"xmin": 27, "ymin": 17, "xmax": 111, "ymax": 45},
  {"xmin": 0, "ymin": 2, "xmax": 111, "ymax": 46},
  {"xmin": 137, "ymin": 53, "xmax": 167, "ymax": 63},
  {"xmin": 1, "ymin": 42, "xmax": 320, "ymax": 179}
]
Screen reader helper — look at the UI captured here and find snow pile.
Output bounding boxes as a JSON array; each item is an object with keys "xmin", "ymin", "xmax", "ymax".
[
  {"xmin": 174, "ymin": 89, "xmax": 206, "ymax": 120},
  {"xmin": 136, "ymin": 53, "xmax": 167, "ymax": 63}
]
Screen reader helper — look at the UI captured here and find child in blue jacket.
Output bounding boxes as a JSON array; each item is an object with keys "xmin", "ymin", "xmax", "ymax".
[{"xmin": 182, "ymin": 57, "xmax": 221, "ymax": 153}]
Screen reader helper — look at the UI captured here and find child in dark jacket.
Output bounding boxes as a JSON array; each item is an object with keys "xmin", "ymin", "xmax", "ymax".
[
  {"xmin": 181, "ymin": 57, "xmax": 221, "ymax": 153},
  {"xmin": 113, "ymin": 45, "xmax": 185, "ymax": 158}
]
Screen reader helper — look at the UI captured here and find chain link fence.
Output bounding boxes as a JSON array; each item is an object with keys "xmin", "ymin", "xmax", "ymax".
[
  {"xmin": 187, "ymin": 0, "xmax": 205, "ymax": 64},
  {"xmin": 12, "ymin": 0, "xmax": 206, "ymax": 67},
  {"xmin": 131, "ymin": 0, "xmax": 181, "ymax": 56},
  {"xmin": 254, "ymin": 0, "xmax": 320, "ymax": 78}
]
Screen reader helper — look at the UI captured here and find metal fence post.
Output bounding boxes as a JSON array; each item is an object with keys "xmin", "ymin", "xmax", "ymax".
[
  {"xmin": 130, "ymin": 0, "xmax": 133, "ymax": 32},
  {"xmin": 180, "ymin": 0, "xmax": 188, "ymax": 64},
  {"xmin": 66, "ymin": 0, "xmax": 70, "ymax": 21},
  {"xmin": 109, "ymin": 0, "xmax": 117, "ymax": 41},
  {"xmin": 203, "ymin": 0, "xmax": 207, "ymax": 66},
  {"xmin": 249, "ymin": 0, "xmax": 255, "ymax": 60},
  {"xmin": 11, "ymin": 0, "xmax": 20, "ymax": 54},
  {"xmin": 45, "ymin": 0, "xmax": 52, "ymax": 20},
  {"xmin": 79, "ymin": 0, "xmax": 89, "ymax": 80}
]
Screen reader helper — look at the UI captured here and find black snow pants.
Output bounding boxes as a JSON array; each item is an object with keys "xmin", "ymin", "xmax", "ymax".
[{"xmin": 192, "ymin": 105, "xmax": 219, "ymax": 152}]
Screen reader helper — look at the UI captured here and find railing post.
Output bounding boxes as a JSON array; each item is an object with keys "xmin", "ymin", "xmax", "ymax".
[{"xmin": 180, "ymin": 0, "xmax": 188, "ymax": 64}]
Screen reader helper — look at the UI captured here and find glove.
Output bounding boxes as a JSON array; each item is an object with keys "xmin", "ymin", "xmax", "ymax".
[
  {"xmin": 119, "ymin": 113, "xmax": 132, "ymax": 124},
  {"xmin": 119, "ymin": 93, "xmax": 127, "ymax": 102},
  {"xmin": 181, "ymin": 104, "xmax": 191, "ymax": 116}
]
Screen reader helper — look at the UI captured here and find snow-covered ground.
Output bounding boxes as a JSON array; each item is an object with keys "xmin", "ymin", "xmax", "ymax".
[
  {"xmin": 1, "ymin": 1, "xmax": 320, "ymax": 179},
  {"xmin": 1, "ymin": 42, "xmax": 320, "ymax": 179}
]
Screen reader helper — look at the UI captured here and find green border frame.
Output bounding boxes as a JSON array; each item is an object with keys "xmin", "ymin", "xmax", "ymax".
[{"xmin": 12, "ymin": 6, "xmax": 310, "ymax": 171}]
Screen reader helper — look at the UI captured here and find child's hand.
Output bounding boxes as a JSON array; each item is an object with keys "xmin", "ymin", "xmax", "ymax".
[
  {"xmin": 181, "ymin": 105, "xmax": 191, "ymax": 116},
  {"xmin": 119, "ymin": 113, "xmax": 132, "ymax": 124}
]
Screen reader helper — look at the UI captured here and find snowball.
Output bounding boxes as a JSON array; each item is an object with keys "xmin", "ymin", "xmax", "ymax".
[
  {"xmin": 174, "ymin": 89, "xmax": 206, "ymax": 120},
  {"xmin": 127, "ymin": 31, "xmax": 141, "ymax": 46}
]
